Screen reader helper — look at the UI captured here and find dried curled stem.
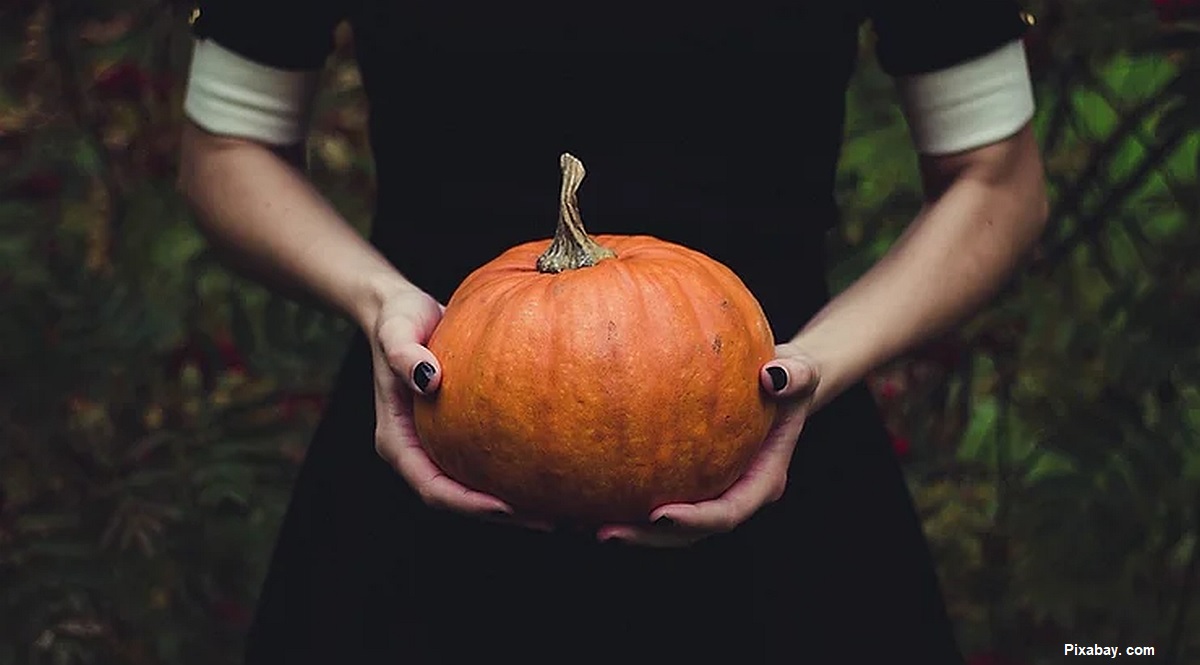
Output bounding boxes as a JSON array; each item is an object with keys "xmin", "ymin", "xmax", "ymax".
[{"xmin": 535, "ymin": 153, "xmax": 617, "ymax": 273}]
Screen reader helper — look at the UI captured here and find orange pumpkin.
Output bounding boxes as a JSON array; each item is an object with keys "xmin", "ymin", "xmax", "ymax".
[{"xmin": 412, "ymin": 154, "xmax": 776, "ymax": 523}]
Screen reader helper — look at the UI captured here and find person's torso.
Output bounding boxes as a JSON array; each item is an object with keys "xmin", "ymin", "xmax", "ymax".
[{"xmin": 348, "ymin": 0, "xmax": 866, "ymax": 335}]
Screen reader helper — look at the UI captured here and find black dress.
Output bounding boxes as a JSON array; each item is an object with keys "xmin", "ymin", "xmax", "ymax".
[{"xmin": 192, "ymin": 1, "xmax": 1028, "ymax": 662}]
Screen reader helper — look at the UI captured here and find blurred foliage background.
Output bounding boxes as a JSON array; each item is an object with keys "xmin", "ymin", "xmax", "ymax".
[{"xmin": 1, "ymin": 0, "xmax": 1198, "ymax": 663}]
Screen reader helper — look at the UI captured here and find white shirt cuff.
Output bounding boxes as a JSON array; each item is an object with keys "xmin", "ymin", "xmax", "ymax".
[
  {"xmin": 183, "ymin": 39, "xmax": 321, "ymax": 146},
  {"xmin": 896, "ymin": 39, "xmax": 1036, "ymax": 156}
]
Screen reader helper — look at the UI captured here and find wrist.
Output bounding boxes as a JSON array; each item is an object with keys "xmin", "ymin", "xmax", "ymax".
[
  {"xmin": 784, "ymin": 330, "xmax": 878, "ymax": 411},
  {"xmin": 349, "ymin": 269, "xmax": 423, "ymax": 333}
]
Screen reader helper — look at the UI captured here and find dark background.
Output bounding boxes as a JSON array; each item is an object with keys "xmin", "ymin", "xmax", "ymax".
[{"xmin": 1, "ymin": 0, "xmax": 1198, "ymax": 663}]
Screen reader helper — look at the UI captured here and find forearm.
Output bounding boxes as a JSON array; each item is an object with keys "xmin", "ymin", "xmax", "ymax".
[
  {"xmin": 177, "ymin": 121, "xmax": 415, "ymax": 331},
  {"xmin": 793, "ymin": 126, "xmax": 1049, "ymax": 410}
]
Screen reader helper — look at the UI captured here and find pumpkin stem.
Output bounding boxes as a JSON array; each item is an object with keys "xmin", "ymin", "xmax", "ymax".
[{"xmin": 536, "ymin": 153, "xmax": 617, "ymax": 274}]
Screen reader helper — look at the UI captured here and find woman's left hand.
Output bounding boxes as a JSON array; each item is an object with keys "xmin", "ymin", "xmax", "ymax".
[{"xmin": 595, "ymin": 343, "xmax": 820, "ymax": 547}]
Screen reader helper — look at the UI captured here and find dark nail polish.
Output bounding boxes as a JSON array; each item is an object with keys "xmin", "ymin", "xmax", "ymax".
[
  {"xmin": 654, "ymin": 515, "xmax": 676, "ymax": 527},
  {"xmin": 413, "ymin": 361, "xmax": 435, "ymax": 392},
  {"xmin": 766, "ymin": 366, "xmax": 788, "ymax": 392}
]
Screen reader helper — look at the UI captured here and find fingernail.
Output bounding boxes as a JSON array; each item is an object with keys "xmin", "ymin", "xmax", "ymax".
[
  {"xmin": 654, "ymin": 515, "xmax": 676, "ymax": 527},
  {"xmin": 413, "ymin": 361, "xmax": 436, "ymax": 392},
  {"xmin": 766, "ymin": 366, "xmax": 788, "ymax": 392}
]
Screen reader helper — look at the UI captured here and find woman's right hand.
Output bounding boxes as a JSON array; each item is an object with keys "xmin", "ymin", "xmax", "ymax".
[{"xmin": 368, "ymin": 286, "xmax": 551, "ymax": 531}]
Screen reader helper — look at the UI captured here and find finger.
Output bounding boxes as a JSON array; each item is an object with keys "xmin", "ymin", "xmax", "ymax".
[
  {"xmin": 377, "ymin": 404, "xmax": 552, "ymax": 528},
  {"xmin": 761, "ymin": 352, "xmax": 819, "ymax": 399},
  {"xmin": 373, "ymin": 356, "xmax": 405, "ymax": 419},
  {"xmin": 648, "ymin": 488, "xmax": 762, "ymax": 535},
  {"xmin": 412, "ymin": 466, "xmax": 515, "ymax": 515},
  {"xmin": 651, "ymin": 479, "xmax": 773, "ymax": 533},
  {"xmin": 407, "ymin": 461, "xmax": 552, "ymax": 530},
  {"xmin": 382, "ymin": 340, "xmax": 442, "ymax": 396},
  {"xmin": 375, "ymin": 309, "xmax": 444, "ymax": 395},
  {"xmin": 373, "ymin": 399, "xmax": 512, "ymax": 516},
  {"xmin": 650, "ymin": 427, "xmax": 799, "ymax": 532}
]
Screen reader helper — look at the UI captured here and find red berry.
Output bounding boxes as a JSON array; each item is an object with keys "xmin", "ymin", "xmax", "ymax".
[
  {"xmin": 278, "ymin": 392, "xmax": 328, "ymax": 421},
  {"xmin": 10, "ymin": 172, "xmax": 63, "ymax": 199},
  {"xmin": 151, "ymin": 73, "xmax": 175, "ymax": 100},
  {"xmin": 1153, "ymin": 0, "xmax": 1200, "ymax": 22},
  {"xmin": 94, "ymin": 61, "xmax": 149, "ymax": 99},
  {"xmin": 878, "ymin": 379, "xmax": 901, "ymax": 401},
  {"xmin": 211, "ymin": 598, "xmax": 253, "ymax": 629},
  {"xmin": 213, "ymin": 333, "xmax": 247, "ymax": 375}
]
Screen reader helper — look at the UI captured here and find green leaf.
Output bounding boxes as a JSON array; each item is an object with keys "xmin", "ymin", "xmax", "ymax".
[
  {"xmin": 1182, "ymin": 453, "xmax": 1200, "ymax": 484},
  {"xmin": 1025, "ymin": 450, "xmax": 1076, "ymax": 483},
  {"xmin": 957, "ymin": 396, "xmax": 999, "ymax": 464},
  {"xmin": 72, "ymin": 139, "xmax": 104, "ymax": 176},
  {"xmin": 1072, "ymin": 88, "xmax": 1119, "ymax": 138}
]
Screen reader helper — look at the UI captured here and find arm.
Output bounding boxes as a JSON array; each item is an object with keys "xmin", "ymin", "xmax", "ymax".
[
  {"xmin": 792, "ymin": 123, "xmax": 1048, "ymax": 409},
  {"xmin": 178, "ymin": 18, "xmax": 528, "ymax": 522},
  {"xmin": 176, "ymin": 30, "xmax": 414, "ymax": 331},
  {"xmin": 794, "ymin": 4, "xmax": 1047, "ymax": 409},
  {"xmin": 601, "ymin": 139, "xmax": 1050, "ymax": 543},
  {"xmin": 178, "ymin": 122, "xmax": 415, "ymax": 331},
  {"xmin": 600, "ymin": 2, "xmax": 1048, "ymax": 545},
  {"xmin": 618, "ymin": 120, "xmax": 1048, "ymax": 544}
]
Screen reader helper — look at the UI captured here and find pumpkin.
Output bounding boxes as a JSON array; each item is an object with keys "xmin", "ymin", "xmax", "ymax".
[{"xmin": 412, "ymin": 154, "xmax": 776, "ymax": 524}]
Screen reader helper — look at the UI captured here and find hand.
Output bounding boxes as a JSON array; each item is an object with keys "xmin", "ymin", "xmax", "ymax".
[
  {"xmin": 595, "ymin": 343, "xmax": 820, "ymax": 547},
  {"xmin": 368, "ymin": 287, "xmax": 551, "ymax": 531}
]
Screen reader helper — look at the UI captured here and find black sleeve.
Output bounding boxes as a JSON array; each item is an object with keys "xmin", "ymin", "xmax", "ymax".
[
  {"xmin": 866, "ymin": 0, "xmax": 1031, "ymax": 77},
  {"xmin": 190, "ymin": 0, "xmax": 350, "ymax": 71}
]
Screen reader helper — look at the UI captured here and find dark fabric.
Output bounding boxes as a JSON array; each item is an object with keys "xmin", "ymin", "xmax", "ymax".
[
  {"xmin": 247, "ymin": 335, "xmax": 964, "ymax": 664},
  {"xmin": 349, "ymin": 0, "xmax": 862, "ymax": 336},
  {"xmin": 867, "ymin": 0, "xmax": 1031, "ymax": 76},
  {"xmin": 188, "ymin": 0, "xmax": 1033, "ymax": 662},
  {"xmin": 190, "ymin": 0, "xmax": 348, "ymax": 70}
]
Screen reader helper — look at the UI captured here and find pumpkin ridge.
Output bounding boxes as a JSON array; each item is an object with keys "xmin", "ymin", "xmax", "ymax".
[
  {"xmin": 653, "ymin": 265, "xmax": 714, "ymax": 477},
  {"xmin": 461, "ymin": 291, "xmax": 520, "ymax": 455},
  {"xmin": 598, "ymin": 265, "xmax": 638, "ymax": 473},
  {"xmin": 677, "ymin": 253, "xmax": 774, "ymax": 470},
  {"xmin": 677, "ymin": 245, "xmax": 772, "ymax": 352},
  {"xmin": 606, "ymin": 257, "xmax": 666, "ymax": 488},
  {"xmin": 494, "ymin": 284, "xmax": 557, "ymax": 490},
  {"xmin": 452, "ymin": 258, "xmax": 532, "ymax": 304}
]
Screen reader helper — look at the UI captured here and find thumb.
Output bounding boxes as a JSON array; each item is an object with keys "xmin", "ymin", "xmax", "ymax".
[
  {"xmin": 382, "ymin": 339, "xmax": 443, "ymax": 395},
  {"xmin": 760, "ymin": 352, "xmax": 819, "ymax": 399}
]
